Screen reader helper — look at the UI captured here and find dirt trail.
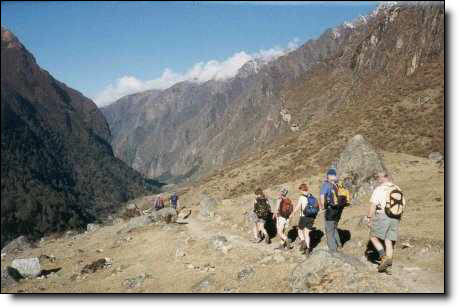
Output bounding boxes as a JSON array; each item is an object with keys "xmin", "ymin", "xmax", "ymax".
[{"xmin": 1, "ymin": 151, "xmax": 444, "ymax": 293}]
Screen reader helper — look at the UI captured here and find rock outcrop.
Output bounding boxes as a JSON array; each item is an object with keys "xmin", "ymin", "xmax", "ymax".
[
  {"xmin": 336, "ymin": 135, "xmax": 387, "ymax": 202},
  {"xmin": 10, "ymin": 257, "xmax": 41, "ymax": 279}
]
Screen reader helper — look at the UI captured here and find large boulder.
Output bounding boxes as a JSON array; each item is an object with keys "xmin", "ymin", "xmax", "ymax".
[
  {"xmin": 123, "ymin": 215, "xmax": 153, "ymax": 232},
  {"xmin": 1, "ymin": 236, "xmax": 32, "ymax": 255},
  {"xmin": 9, "ymin": 257, "xmax": 41, "ymax": 279},
  {"xmin": 150, "ymin": 208, "xmax": 178, "ymax": 224},
  {"xmin": 336, "ymin": 135, "xmax": 386, "ymax": 202},
  {"xmin": 289, "ymin": 249, "xmax": 374, "ymax": 293},
  {"xmin": 199, "ymin": 194, "xmax": 218, "ymax": 220}
]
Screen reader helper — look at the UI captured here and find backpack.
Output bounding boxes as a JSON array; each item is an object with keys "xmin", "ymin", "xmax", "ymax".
[
  {"xmin": 326, "ymin": 181, "xmax": 350, "ymax": 207},
  {"xmin": 278, "ymin": 198, "xmax": 293, "ymax": 219},
  {"xmin": 303, "ymin": 194, "xmax": 319, "ymax": 218},
  {"xmin": 384, "ymin": 186, "xmax": 405, "ymax": 219},
  {"xmin": 155, "ymin": 197, "xmax": 164, "ymax": 211},
  {"xmin": 336, "ymin": 183, "xmax": 351, "ymax": 207},
  {"xmin": 254, "ymin": 198, "xmax": 271, "ymax": 220}
]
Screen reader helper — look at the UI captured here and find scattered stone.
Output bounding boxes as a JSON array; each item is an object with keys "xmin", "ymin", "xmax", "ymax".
[
  {"xmin": 199, "ymin": 194, "xmax": 218, "ymax": 220},
  {"xmin": 1, "ymin": 268, "xmax": 17, "ymax": 290},
  {"xmin": 64, "ymin": 230, "xmax": 78, "ymax": 238},
  {"xmin": 10, "ymin": 257, "xmax": 41, "ymax": 278},
  {"xmin": 336, "ymin": 135, "xmax": 387, "ymax": 202},
  {"xmin": 122, "ymin": 273, "xmax": 152, "ymax": 289},
  {"xmin": 237, "ymin": 266, "xmax": 255, "ymax": 281},
  {"xmin": 191, "ymin": 275, "xmax": 215, "ymax": 293},
  {"xmin": 175, "ymin": 248, "xmax": 186, "ymax": 258},
  {"xmin": 208, "ymin": 235, "xmax": 230, "ymax": 253},
  {"xmin": 39, "ymin": 254, "xmax": 56, "ymax": 264},
  {"xmin": 428, "ymin": 152, "xmax": 444, "ymax": 163},
  {"xmin": 81, "ymin": 258, "xmax": 112, "ymax": 274},
  {"xmin": 86, "ymin": 224, "xmax": 100, "ymax": 233},
  {"xmin": 401, "ymin": 242, "xmax": 414, "ymax": 249},
  {"xmin": 178, "ymin": 208, "xmax": 192, "ymax": 220},
  {"xmin": 1, "ymin": 236, "xmax": 32, "ymax": 255}
]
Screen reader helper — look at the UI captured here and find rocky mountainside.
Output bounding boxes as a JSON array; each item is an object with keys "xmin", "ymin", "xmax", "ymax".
[
  {"xmin": 103, "ymin": 2, "xmax": 443, "ymax": 185},
  {"xmin": 0, "ymin": 27, "xmax": 162, "ymax": 247}
]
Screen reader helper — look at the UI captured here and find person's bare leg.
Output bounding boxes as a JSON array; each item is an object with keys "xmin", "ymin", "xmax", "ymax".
[
  {"xmin": 253, "ymin": 224, "xmax": 260, "ymax": 241},
  {"xmin": 277, "ymin": 221, "xmax": 287, "ymax": 243},
  {"xmin": 370, "ymin": 236, "xmax": 384, "ymax": 253},
  {"xmin": 385, "ymin": 239, "xmax": 393, "ymax": 258},
  {"xmin": 304, "ymin": 229, "xmax": 311, "ymax": 249}
]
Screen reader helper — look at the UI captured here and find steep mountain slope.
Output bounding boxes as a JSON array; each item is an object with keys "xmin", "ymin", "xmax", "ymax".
[
  {"xmin": 103, "ymin": 2, "xmax": 443, "ymax": 187},
  {"xmin": 0, "ymin": 27, "xmax": 162, "ymax": 247}
]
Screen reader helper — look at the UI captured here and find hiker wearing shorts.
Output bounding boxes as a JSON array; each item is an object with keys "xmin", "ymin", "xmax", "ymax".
[
  {"xmin": 293, "ymin": 183, "xmax": 319, "ymax": 257},
  {"xmin": 251, "ymin": 188, "xmax": 271, "ymax": 244},
  {"xmin": 273, "ymin": 188, "xmax": 293, "ymax": 250},
  {"xmin": 368, "ymin": 172, "xmax": 405, "ymax": 274},
  {"xmin": 320, "ymin": 169, "xmax": 343, "ymax": 253}
]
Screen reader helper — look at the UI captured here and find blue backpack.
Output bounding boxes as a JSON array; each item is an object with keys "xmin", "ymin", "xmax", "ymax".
[{"xmin": 303, "ymin": 194, "xmax": 319, "ymax": 218}]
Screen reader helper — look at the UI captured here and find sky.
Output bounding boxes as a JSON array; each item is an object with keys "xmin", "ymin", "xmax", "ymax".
[{"xmin": 1, "ymin": 1, "xmax": 379, "ymax": 106}]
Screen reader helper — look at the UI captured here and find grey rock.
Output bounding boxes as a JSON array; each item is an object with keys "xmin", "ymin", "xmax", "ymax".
[
  {"xmin": 153, "ymin": 207, "xmax": 178, "ymax": 224},
  {"xmin": 336, "ymin": 135, "xmax": 387, "ymax": 202},
  {"xmin": 289, "ymin": 249, "xmax": 369, "ymax": 293},
  {"xmin": 178, "ymin": 208, "xmax": 192, "ymax": 220},
  {"xmin": 199, "ymin": 194, "xmax": 218, "ymax": 219},
  {"xmin": 10, "ymin": 257, "xmax": 41, "ymax": 278},
  {"xmin": 86, "ymin": 224, "xmax": 100, "ymax": 232},
  {"xmin": 81, "ymin": 258, "xmax": 112, "ymax": 274},
  {"xmin": 122, "ymin": 273, "xmax": 152, "ymax": 289},
  {"xmin": 237, "ymin": 266, "xmax": 255, "ymax": 281},
  {"xmin": 123, "ymin": 215, "xmax": 153, "ymax": 232},
  {"xmin": 191, "ymin": 275, "xmax": 215, "ymax": 293},
  {"xmin": 1, "ymin": 236, "xmax": 32, "ymax": 255},
  {"xmin": 208, "ymin": 235, "xmax": 229, "ymax": 252},
  {"xmin": 428, "ymin": 152, "xmax": 443, "ymax": 162},
  {"xmin": 1, "ymin": 269, "xmax": 17, "ymax": 290}
]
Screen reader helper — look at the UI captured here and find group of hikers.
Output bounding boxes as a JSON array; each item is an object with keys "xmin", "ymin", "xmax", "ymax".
[{"xmin": 250, "ymin": 168, "xmax": 405, "ymax": 274}]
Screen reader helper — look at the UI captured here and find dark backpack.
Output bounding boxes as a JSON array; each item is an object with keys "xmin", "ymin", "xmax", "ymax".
[
  {"xmin": 278, "ymin": 198, "xmax": 293, "ymax": 219},
  {"xmin": 385, "ymin": 187, "xmax": 405, "ymax": 219},
  {"xmin": 303, "ymin": 194, "xmax": 319, "ymax": 218},
  {"xmin": 254, "ymin": 198, "xmax": 271, "ymax": 220}
]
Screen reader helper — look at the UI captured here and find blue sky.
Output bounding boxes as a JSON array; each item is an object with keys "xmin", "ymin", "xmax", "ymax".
[{"xmin": 1, "ymin": 1, "xmax": 378, "ymax": 105}]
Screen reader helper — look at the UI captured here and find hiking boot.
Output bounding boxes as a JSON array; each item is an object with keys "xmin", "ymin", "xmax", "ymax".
[
  {"xmin": 285, "ymin": 239, "xmax": 292, "ymax": 250},
  {"xmin": 378, "ymin": 256, "xmax": 392, "ymax": 273},
  {"xmin": 304, "ymin": 246, "xmax": 311, "ymax": 257},
  {"xmin": 264, "ymin": 236, "xmax": 271, "ymax": 245},
  {"xmin": 299, "ymin": 240, "xmax": 306, "ymax": 252}
]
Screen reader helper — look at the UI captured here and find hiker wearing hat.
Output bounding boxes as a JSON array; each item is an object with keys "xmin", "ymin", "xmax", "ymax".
[
  {"xmin": 273, "ymin": 187, "xmax": 293, "ymax": 250},
  {"xmin": 320, "ymin": 168, "xmax": 343, "ymax": 253},
  {"xmin": 251, "ymin": 188, "xmax": 271, "ymax": 244},
  {"xmin": 368, "ymin": 172, "xmax": 406, "ymax": 274},
  {"xmin": 293, "ymin": 183, "xmax": 320, "ymax": 257}
]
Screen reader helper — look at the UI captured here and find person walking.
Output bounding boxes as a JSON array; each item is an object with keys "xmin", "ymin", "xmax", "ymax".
[
  {"xmin": 367, "ymin": 172, "xmax": 406, "ymax": 274},
  {"xmin": 273, "ymin": 188, "xmax": 293, "ymax": 250},
  {"xmin": 320, "ymin": 169, "xmax": 343, "ymax": 253}
]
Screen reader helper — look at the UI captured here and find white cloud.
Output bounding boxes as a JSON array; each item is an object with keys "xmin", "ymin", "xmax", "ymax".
[{"xmin": 94, "ymin": 38, "xmax": 301, "ymax": 107}]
